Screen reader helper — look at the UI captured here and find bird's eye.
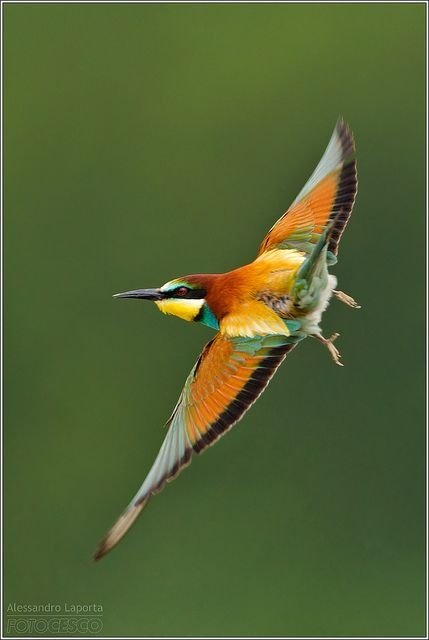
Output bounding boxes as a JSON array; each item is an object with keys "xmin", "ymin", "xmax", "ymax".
[{"xmin": 175, "ymin": 286, "xmax": 189, "ymax": 297}]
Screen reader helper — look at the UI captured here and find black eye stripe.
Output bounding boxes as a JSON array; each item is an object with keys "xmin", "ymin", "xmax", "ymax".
[
  {"xmin": 165, "ymin": 287, "xmax": 206, "ymax": 299},
  {"xmin": 184, "ymin": 288, "xmax": 206, "ymax": 299}
]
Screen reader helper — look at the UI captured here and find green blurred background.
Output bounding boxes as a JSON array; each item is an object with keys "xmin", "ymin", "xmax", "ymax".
[{"xmin": 4, "ymin": 3, "xmax": 426, "ymax": 637}]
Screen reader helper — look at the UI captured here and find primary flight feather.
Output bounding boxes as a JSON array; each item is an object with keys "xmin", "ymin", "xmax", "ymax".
[{"xmin": 94, "ymin": 118, "xmax": 359, "ymax": 561}]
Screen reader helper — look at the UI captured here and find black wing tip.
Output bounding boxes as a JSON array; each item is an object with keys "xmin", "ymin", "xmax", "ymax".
[
  {"xmin": 328, "ymin": 156, "xmax": 358, "ymax": 255},
  {"xmin": 93, "ymin": 530, "xmax": 116, "ymax": 562},
  {"xmin": 92, "ymin": 498, "xmax": 150, "ymax": 562},
  {"xmin": 93, "ymin": 541, "xmax": 109, "ymax": 562},
  {"xmin": 93, "ymin": 445, "xmax": 194, "ymax": 562},
  {"xmin": 335, "ymin": 116, "xmax": 356, "ymax": 161}
]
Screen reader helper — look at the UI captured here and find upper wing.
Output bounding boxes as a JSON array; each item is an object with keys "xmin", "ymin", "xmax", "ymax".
[
  {"xmin": 258, "ymin": 118, "xmax": 357, "ymax": 258},
  {"xmin": 94, "ymin": 333, "xmax": 298, "ymax": 560}
]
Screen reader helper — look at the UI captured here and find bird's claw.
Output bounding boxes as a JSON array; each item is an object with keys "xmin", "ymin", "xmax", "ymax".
[
  {"xmin": 313, "ymin": 332, "xmax": 344, "ymax": 366},
  {"xmin": 333, "ymin": 290, "xmax": 361, "ymax": 309},
  {"xmin": 325, "ymin": 333, "xmax": 343, "ymax": 366}
]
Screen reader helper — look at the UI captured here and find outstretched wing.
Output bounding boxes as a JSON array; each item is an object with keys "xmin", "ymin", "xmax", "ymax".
[
  {"xmin": 94, "ymin": 333, "xmax": 299, "ymax": 560},
  {"xmin": 258, "ymin": 118, "xmax": 357, "ymax": 258}
]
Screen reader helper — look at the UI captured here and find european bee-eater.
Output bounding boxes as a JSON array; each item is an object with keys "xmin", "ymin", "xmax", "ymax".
[{"xmin": 94, "ymin": 118, "xmax": 359, "ymax": 561}]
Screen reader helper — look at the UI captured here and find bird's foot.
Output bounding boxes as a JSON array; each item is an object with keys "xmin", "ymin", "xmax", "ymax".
[
  {"xmin": 312, "ymin": 332, "xmax": 344, "ymax": 366},
  {"xmin": 333, "ymin": 290, "xmax": 361, "ymax": 309}
]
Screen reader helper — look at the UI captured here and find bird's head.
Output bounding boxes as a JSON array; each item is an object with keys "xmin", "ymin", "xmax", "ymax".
[{"xmin": 113, "ymin": 276, "xmax": 219, "ymax": 330}]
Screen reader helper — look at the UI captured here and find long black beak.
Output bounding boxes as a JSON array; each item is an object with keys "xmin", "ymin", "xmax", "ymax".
[{"xmin": 112, "ymin": 288, "xmax": 165, "ymax": 301}]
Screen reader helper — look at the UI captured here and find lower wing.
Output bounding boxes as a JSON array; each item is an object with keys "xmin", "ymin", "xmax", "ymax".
[{"xmin": 94, "ymin": 332, "xmax": 300, "ymax": 560}]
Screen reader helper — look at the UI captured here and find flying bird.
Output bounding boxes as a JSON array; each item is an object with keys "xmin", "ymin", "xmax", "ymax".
[{"xmin": 94, "ymin": 119, "xmax": 359, "ymax": 560}]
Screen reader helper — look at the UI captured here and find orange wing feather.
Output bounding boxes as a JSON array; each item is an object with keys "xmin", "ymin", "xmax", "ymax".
[
  {"xmin": 258, "ymin": 119, "xmax": 357, "ymax": 257},
  {"xmin": 94, "ymin": 333, "xmax": 297, "ymax": 560},
  {"xmin": 183, "ymin": 334, "xmax": 294, "ymax": 450}
]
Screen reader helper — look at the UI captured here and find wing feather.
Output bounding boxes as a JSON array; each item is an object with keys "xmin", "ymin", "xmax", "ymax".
[
  {"xmin": 258, "ymin": 118, "xmax": 357, "ymax": 258},
  {"xmin": 94, "ymin": 333, "xmax": 299, "ymax": 560}
]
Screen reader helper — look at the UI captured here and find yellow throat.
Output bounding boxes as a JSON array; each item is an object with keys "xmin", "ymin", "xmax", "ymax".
[{"xmin": 155, "ymin": 298, "xmax": 205, "ymax": 322}]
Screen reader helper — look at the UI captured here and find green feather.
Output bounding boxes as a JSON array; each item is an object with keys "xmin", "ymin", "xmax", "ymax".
[{"xmin": 197, "ymin": 304, "xmax": 219, "ymax": 330}]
